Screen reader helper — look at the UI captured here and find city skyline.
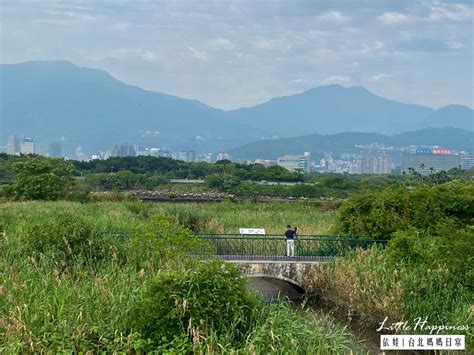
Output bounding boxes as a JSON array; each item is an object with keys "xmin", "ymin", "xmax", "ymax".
[
  {"xmin": 5, "ymin": 132, "xmax": 472, "ymax": 175},
  {"xmin": 1, "ymin": 1, "xmax": 472, "ymax": 110}
]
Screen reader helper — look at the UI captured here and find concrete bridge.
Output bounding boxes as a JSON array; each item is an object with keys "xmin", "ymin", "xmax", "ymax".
[
  {"xmin": 227, "ymin": 259, "xmax": 327, "ymax": 289},
  {"xmin": 229, "ymin": 260, "xmax": 322, "ymax": 300},
  {"xmin": 197, "ymin": 235, "xmax": 387, "ymax": 300}
]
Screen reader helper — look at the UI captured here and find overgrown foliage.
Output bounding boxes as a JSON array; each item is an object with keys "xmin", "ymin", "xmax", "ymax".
[
  {"xmin": 309, "ymin": 233, "xmax": 473, "ymax": 349},
  {"xmin": 335, "ymin": 182, "xmax": 474, "ymax": 238},
  {"xmin": 74, "ymin": 155, "xmax": 302, "ymax": 182},
  {"xmin": 0, "ymin": 201, "xmax": 356, "ymax": 353},
  {"xmin": 7, "ymin": 156, "xmax": 74, "ymax": 200},
  {"xmin": 130, "ymin": 261, "xmax": 260, "ymax": 352},
  {"xmin": 310, "ymin": 180, "xmax": 474, "ymax": 351}
]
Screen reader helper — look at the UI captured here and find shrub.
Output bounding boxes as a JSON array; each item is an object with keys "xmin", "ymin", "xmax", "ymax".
[
  {"xmin": 13, "ymin": 211, "xmax": 126, "ymax": 264},
  {"xmin": 385, "ymin": 230, "xmax": 424, "ymax": 263},
  {"xmin": 335, "ymin": 182, "xmax": 474, "ymax": 238},
  {"xmin": 65, "ymin": 191, "xmax": 91, "ymax": 203},
  {"xmin": 164, "ymin": 207, "xmax": 211, "ymax": 233},
  {"xmin": 386, "ymin": 228, "xmax": 474, "ymax": 290},
  {"xmin": 143, "ymin": 174, "xmax": 169, "ymax": 190},
  {"xmin": 129, "ymin": 260, "xmax": 260, "ymax": 351},
  {"xmin": 126, "ymin": 215, "xmax": 206, "ymax": 270},
  {"xmin": 9, "ymin": 156, "xmax": 74, "ymax": 200},
  {"xmin": 435, "ymin": 227, "xmax": 474, "ymax": 289},
  {"xmin": 205, "ymin": 174, "xmax": 241, "ymax": 191},
  {"xmin": 85, "ymin": 171, "xmax": 140, "ymax": 191},
  {"xmin": 309, "ymin": 229, "xmax": 473, "ymax": 351}
]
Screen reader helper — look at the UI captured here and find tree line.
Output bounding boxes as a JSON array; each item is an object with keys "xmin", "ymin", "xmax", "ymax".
[{"xmin": 0, "ymin": 153, "xmax": 472, "ymax": 201}]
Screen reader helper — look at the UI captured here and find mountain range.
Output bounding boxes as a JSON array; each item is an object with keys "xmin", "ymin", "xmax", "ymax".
[
  {"xmin": 0, "ymin": 61, "xmax": 263, "ymax": 154},
  {"xmin": 0, "ymin": 61, "xmax": 472, "ymax": 155},
  {"xmin": 229, "ymin": 86, "xmax": 434, "ymax": 135},
  {"xmin": 228, "ymin": 127, "xmax": 474, "ymax": 161}
]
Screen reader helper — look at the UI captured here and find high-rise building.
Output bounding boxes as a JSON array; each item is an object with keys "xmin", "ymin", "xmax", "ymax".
[
  {"xmin": 20, "ymin": 137, "xmax": 36, "ymax": 155},
  {"xmin": 401, "ymin": 150, "xmax": 460, "ymax": 174},
  {"xmin": 173, "ymin": 149, "xmax": 196, "ymax": 162},
  {"xmin": 75, "ymin": 146, "xmax": 90, "ymax": 161},
  {"xmin": 355, "ymin": 152, "xmax": 392, "ymax": 174},
  {"xmin": 254, "ymin": 159, "xmax": 277, "ymax": 167},
  {"xmin": 356, "ymin": 154, "xmax": 372, "ymax": 174},
  {"xmin": 184, "ymin": 149, "xmax": 196, "ymax": 162},
  {"xmin": 91, "ymin": 152, "xmax": 104, "ymax": 160},
  {"xmin": 7, "ymin": 135, "xmax": 21, "ymax": 155},
  {"xmin": 277, "ymin": 154, "xmax": 311, "ymax": 172},
  {"xmin": 460, "ymin": 153, "xmax": 474, "ymax": 170},
  {"xmin": 161, "ymin": 150, "xmax": 171, "ymax": 158},
  {"xmin": 374, "ymin": 152, "xmax": 392, "ymax": 174},
  {"xmin": 49, "ymin": 141, "xmax": 62, "ymax": 158},
  {"xmin": 197, "ymin": 153, "xmax": 213, "ymax": 163},
  {"xmin": 216, "ymin": 152, "xmax": 230, "ymax": 161},
  {"xmin": 149, "ymin": 148, "xmax": 163, "ymax": 158},
  {"xmin": 111, "ymin": 142, "xmax": 136, "ymax": 157}
]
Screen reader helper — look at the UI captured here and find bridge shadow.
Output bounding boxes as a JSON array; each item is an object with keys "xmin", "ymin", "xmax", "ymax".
[{"xmin": 246, "ymin": 276, "xmax": 305, "ymax": 303}]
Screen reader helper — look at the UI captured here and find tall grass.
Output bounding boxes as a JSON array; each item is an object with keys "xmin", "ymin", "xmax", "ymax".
[
  {"xmin": 155, "ymin": 201, "xmax": 336, "ymax": 235},
  {"xmin": 308, "ymin": 247, "xmax": 473, "ymax": 351},
  {"xmin": 0, "ymin": 201, "xmax": 357, "ymax": 353}
]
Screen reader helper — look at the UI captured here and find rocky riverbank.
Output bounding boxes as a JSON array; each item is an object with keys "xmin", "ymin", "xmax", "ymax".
[{"xmin": 130, "ymin": 190, "xmax": 305, "ymax": 202}]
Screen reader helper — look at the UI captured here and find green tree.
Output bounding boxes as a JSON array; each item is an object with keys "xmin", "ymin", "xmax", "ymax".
[
  {"xmin": 205, "ymin": 173, "xmax": 241, "ymax": 191},
  {"xmin": 9, "ymin": 156, "xmax": 74, "ymax": 200}
]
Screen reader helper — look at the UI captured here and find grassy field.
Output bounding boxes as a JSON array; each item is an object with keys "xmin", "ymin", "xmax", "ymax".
[
  {"xmin": 156, "ymin": 201, "xmax": 336, "ymax": 235},
  {"xmin": 3, "ymin": 190, "xmax": 470, "ymax": 352},
  {"xmin": 0, "ymin": 200, "xmax": 358, "ymax": 353},
  {"xmin": 0, "ymin": 200, "xmax": 335, "ymax": 234}
]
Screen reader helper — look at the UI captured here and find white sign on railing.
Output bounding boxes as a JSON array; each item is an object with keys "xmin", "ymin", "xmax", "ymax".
[{"xmin": 239, "ymin": 228, "xmax": 266, "ymax": 235}]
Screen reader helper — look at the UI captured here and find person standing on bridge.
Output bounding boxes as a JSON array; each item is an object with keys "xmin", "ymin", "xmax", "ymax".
[{"xmin": 285, "ymin": 225, "xmax": 296, "ymax": 257}]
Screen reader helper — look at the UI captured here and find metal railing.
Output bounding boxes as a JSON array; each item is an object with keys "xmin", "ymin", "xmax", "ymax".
[{"xmin": 196, "ymin": 234, "xmax": 387, "ymax": 262}]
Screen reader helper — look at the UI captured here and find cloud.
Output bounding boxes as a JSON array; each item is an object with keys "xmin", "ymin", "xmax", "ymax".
[
  {"xmin": 374, "ymin": 41, "xmax": 384, "ymax": 50},
  {"xmin": 378, "ymin": 12, "xmax": 410, "ymax": 25},
  {"xmin": 359, "ymin": 41, "xmax": 385, "ymax": 56},
  {"xmin": 290, "ymin": 79, "xmax": 307, "ymax": 85},
  {"xmin": 110, "ymin": 22, "xmax": 130, "ymax": 31},
  {"xmin": 208, "ymin": 38, "xmax": 234, "ymax": 51},
  {"xmin": 398, "ymin": 38, "xmax": 459, "ymax": 52},
  {"xmin": 321, "ymin": 75, "xmax": 352, "ymax": 85},
  {"xmin": 426, "ymin": 3, "xmax": 472, "ymax": 22},
  {"xmin": 378, "ymin": 2, "xmax": 473, "ymax": 25},
  {"xmin": 253, "ymin": 38, "xmax": 292, "ymax": 51},
  {"xmin": 1, "ymin": 0, "xmax": 472, "ymax": 110},
  {"xmin": 317, "ymin": 11, "xmax": 349, "ymax": 24},
  {"xmin": 369, "ymin": 73, "xmax": 392, "ymax": 81},
  {"xmin": 44, "ymin": 10, "xmax": 95, "ymax": 21},
  {"xmin": 188, "ymin": 46, "xmax": 208, "ymax": 60},
  {"xmin": 446, "ymin": 41, "xmax": 463, "ymax": 49},
  {"xmin": 85, "ymin": 48, "xmax": 160, "ymax": 63}
]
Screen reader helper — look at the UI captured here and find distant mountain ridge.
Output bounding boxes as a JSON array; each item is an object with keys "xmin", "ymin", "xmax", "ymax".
[
  {"xmin": 0, "ymin": 61, "xmax": 266, "ymax": 154},
  {"xmin": 421, "ymin": 105, "xmax": 473, "ymax": 131},
  {"xmin": 228, "ymin": 127, "xmax": 473, "ymax": 160},
  {"xmin": 227, "ymin": 84, "xmax": 473, "ymax": 136},
  {"xmin": 0, "ymin": 60, "xmax": 472, "ymax": 155}
]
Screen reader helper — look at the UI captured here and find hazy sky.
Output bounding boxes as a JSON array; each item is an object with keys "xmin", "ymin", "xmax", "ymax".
[{"xmin": 1, "ymin": 0, "xmax": 473, "ymax": 110}]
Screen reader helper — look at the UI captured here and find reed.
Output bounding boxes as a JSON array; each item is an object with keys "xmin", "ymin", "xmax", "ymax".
[{"xmin": 0, "ymin": 200, "xmax": 356, "ymax": 353}]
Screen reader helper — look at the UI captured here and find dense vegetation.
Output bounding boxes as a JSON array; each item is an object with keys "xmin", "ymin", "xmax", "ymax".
[
  {"xmin": 1, "ymin": 154, "xmax": 472, "ymax": 352},
  {"xmin": 1, "ymin": 154, "xmax": 472, "ymax": 201},
  {"xmin": 148, "ymin": 201, "xmax": 335, "ymax": 234},
  {"xmin": 335, "ymin": 182, "xmax": 473, "ymax": 238},
  {"xmin": 311, "ymin": 183, "xmax": 473, "ymax": 350},
  {"xmin": 73, "ymin": 156, "xmax": 302, "ymax": 181},
  {"xmin": 0, "ymin": 202, "xmax": 357, "ymax": 353}
]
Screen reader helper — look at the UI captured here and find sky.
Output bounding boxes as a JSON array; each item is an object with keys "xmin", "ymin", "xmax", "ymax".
[{"xmin": 1, "ymin": 0, "xmax": 473, "ymax": 110}]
